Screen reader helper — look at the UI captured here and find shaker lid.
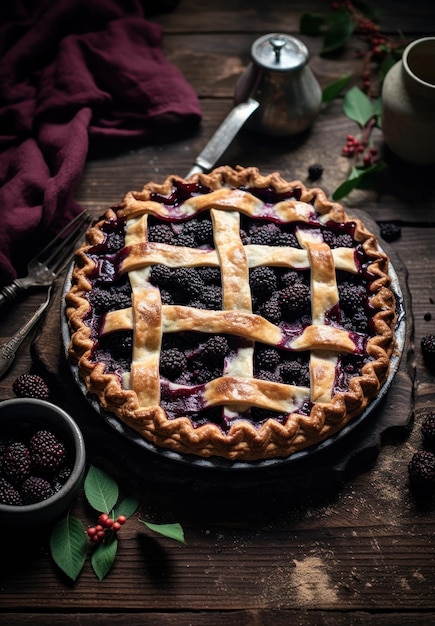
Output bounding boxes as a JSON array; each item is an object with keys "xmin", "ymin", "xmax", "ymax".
[{"xmin": 251, "ymin": 33, "xmax": 309, "ymax": 71}]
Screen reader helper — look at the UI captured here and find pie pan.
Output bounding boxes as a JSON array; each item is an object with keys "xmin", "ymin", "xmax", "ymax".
[{"xmin": 61, "ymin": 227, "xmax": 407, "ymax": 472}]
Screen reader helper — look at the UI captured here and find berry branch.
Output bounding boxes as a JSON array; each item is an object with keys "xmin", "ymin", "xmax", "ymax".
[
  {"xmin": 50, "ymin": 465, "xmax": 185, "ymax": 582},
  {"xmin": 300, "ymin": 0, "xmax": 408, "ymax": 200}
]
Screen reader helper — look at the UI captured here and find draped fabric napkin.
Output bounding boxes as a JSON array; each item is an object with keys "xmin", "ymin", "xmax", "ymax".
[{"xmin": 0, "ymin": 0, "xmax": 202, "ymax": 285}]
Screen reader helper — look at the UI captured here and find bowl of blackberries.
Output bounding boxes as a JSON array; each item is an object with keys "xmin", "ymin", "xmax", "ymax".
[{"xmin": 0, "ymin": 398, "xmax": 86, "ymax": 526}]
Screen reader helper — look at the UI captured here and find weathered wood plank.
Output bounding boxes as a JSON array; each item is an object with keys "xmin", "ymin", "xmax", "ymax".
[
  {"xmin": 153, "ymin": 0, "xmax": 435, "ymax": 36},
  {"xmin": 2, "ymin": 610, "xmax": 435, "ymax": 625}
]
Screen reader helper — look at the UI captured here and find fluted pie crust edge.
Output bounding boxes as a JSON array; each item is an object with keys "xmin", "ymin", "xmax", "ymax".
[{"xmin": 65, "ymin": 166, "xmax": 397, "ymax": 461}]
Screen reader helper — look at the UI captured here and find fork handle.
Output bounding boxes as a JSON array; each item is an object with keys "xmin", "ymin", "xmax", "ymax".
[
  {"xmin": 0, "ymin": 283, "xmax": 23, "ymax": 309},
  {"xmin": 0, "ymin": 291, "xmax": 51, "ymax": 377}
]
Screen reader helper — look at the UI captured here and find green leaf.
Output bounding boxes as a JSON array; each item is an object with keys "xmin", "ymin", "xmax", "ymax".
[
  {"xmin": 91, "ymin": 536, "xmax": 118, "ymax": 581},
  {"xmin": 50, "ymin": 515, "xmax": 87, "ymax": 582},
  {"xmin": 140, "ymin": 520, "xmax": 185, "ymax": 544},
  {"xmin": 322, "ymin": 74, "xmax": 351, "ymax": 103},
  {"xmin": 343, "ymin": 86, "xmax": 374, "ymax": 127},
  {"xmin": 299, "ymin": 12, "xmax": 325, "ymax": 36},
  {"xmin": 113, "ymin": 496, "xmax": 139, "ymax": 520},
  {"xmin": 332, "ymin": 162, "xmax": 385, "ymax": 200},
  {"xmin": 322, "ymin": 9, "xmax": 355, "ymax": 54},
  {"xmin": 84, "ymin": 465, "xmax": 119, "ymax": 514}
]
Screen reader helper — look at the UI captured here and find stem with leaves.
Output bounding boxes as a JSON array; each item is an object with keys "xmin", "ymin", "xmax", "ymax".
[
  {"xmin": 50, "ymin": 465, "xmax": 185, "ymax": 582},
  {"xmin": 300, "ymin": 0, "xmax": 407, "ymax": 200}
]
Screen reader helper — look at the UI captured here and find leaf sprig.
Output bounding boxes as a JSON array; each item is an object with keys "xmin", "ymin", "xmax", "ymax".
[
  {"xmin": 50, "ymin": 465, "xmax": 185, "ymax": 582},
  {"xmin": 300, "ymin": 0, "xmax": 407, "ymax": 200},
  {"xmin": 332, "ymin": 85, "xmax": 385, "ymax": 200}
]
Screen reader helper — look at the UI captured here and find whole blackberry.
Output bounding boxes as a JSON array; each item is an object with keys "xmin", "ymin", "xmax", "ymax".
[
  {"xmin": 52, "ymin": 466, "xmax": 73, "ymax": 493},
  {"xmin": 308, "ymin": 163, "xmax": 323, "ymax": 181},
  {"xmin": 160, "ymin": 289, "xmax": 175, "ymax": 305},
  {"xmin": 175, "ymin": 233, "xmax": 195, "ymax": 247},
  {"xmin": 279, "ymin": 232, "xmax": 300, "ymax": 248},
  {"xmin": 150, "ymin": 264, "xmax": 173, "ymax": 288},
  {"xmin": 255, "ymin": 346, "xmax": 280, "ymax": 371},
  {"xmin": 250, "ymin": 267, "xmax": 278, "ymax": 297},
  {"xmin": 257, "ymin": 369, "xmax": 278, "ymax": 382},
  {"xmin": 29, "ymin": 429, "xmax": 67, "ymax": 475},
  {"xmin": 88, "ymin": 288, "xmax": 113, "ymax": 314},
  {"xmin": 0, "ymin": 477, "xmax": 22, "ymax": 505},
  {"xmin": 260, "ymin": 296, "xmax": 282, "ymax": 325},
  {"xmin": 249, "ymin": 223, "xmax": 281, "ymax": 245},
  {"xmin": 102, "ymin": 331, "xmax": 133, "ymax": 355},
  {"xmin": 183, "ymin": 217, "xmax": 214, "ymax": 245},
  {"xmin": 280, "ymin": 359, "xmax": 310, "ymax": 386},
  {"xmin": 421, "ymin": 335, "xmax": 435, "ymax": 369},
  {"xmin": 117, "ymin": 290, "xmax": 132, "ymax": 309},
  {"xmin": 279, "ymin": 283, "xmax": 310, "ymax": 315},
  {"xmin": 2, "ymin": 441, "xmax": 31, "ymax": 483},
  {"xmin": 280, "ymin": 270, "xmax": 303, "ymax": 287},
  {"xmin": 279, "ymin": 359, "xmax": 300, "ymax": 384},
  {"xmin": 323, "ymin": 230, "xmax": 354, "ymax": 248},
  {"xmin": 21, "ymin": 476, "xmax": 54, "ymax": 504},
  {"xmin": 379, "ymin": 222, "xmax": 401, "ymax": 242},
  {"xmin": 408, "ymin": 450, "xmax": 435, "ymax": 488},
  {"xmin": 148, "ymin": 223, "xmax": 174, "ymax": 243},
  {"xmin": 193, "ymin": 367, "xmax": 222, "ymax": 385},
  {"xmin": 197, "ymin": 266, "xmax": 221, "ymax": 284},
  {"xmin": 198, "ymin": 285, "xmax": 222, "ymax": 309},
  {"xmin": 421, "ymin": 412, "xmax": 435, "ymax": 448},
  {"xmin": 174, "ymin": 267, "xmax": 203, "ymax": 296},
  {"xmin": 339, "ymin": 283, "xmax": 366, "ymax": 311},
  {"xmin": 160, "ymin": 348, "xmax": 187, "ymax": 378},
  {"xmin": 12, "ymin": 374, "xmax": 50, "ymax": 400},
  {"xmin": 201, "ymin": 336, "xmax": 229, "ymax": 360},
  {"xmin": 104, "ymin": 231, "xmax": 125, "ymax": 253}
]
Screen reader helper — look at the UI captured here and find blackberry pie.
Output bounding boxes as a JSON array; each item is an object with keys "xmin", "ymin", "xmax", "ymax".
[{"xmin": 65, "ymin": 166, "xmax": 397, "ymax": 461}]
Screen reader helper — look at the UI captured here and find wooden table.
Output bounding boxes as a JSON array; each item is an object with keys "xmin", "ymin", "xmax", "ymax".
[{"xmin": 1, "ymin": 1, "xmax": 435, "ymax": 623}]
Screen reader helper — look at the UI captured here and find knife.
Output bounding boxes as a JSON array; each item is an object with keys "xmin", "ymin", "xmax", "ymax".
[{"xmin": 186, "ymin": 98, "xmax": 259, "ymax": 177}]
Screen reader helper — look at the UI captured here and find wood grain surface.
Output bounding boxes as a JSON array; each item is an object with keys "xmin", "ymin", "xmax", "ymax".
[{"xmin": 1, "ymin": 1, "xmax": 435, "ymax": 624}]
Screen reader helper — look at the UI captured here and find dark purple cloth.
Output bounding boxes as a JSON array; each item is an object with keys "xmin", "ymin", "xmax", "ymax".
[{"xmin": 0, "ymin": 0, "xmax": 201, "ymax": 284}]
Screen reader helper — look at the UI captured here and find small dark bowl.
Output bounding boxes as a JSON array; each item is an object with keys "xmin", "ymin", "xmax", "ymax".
[{"xmin": 0, "ymin": 398, "xmax": 86, "ymax": 527}]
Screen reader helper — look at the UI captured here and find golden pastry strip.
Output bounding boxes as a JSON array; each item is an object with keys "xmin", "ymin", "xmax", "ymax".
[
  {"xmin": 123, "ymin": 188, "xmax": 317, "ymax": 223},
  {"xmin": 203, "ymin": 376, "xmax": 310, "ymax": 414}
]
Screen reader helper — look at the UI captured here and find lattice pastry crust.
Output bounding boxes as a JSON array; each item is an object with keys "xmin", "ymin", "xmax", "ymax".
[{"xmin": 66, "ymin": 166, "xmax": 397, "ymax": 461}]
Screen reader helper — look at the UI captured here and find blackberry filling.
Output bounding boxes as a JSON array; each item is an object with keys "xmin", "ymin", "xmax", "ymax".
[{"xmin": 85, "ymin": 179, "xmax": 381, "ymax": 433}]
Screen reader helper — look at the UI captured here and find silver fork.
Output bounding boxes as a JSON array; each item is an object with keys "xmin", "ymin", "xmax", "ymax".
[
  {"xmin": 0, "ymin": 285, "xmax": 55, "ymax": 377},
  {"xmin": 0, "ymin": 210, "xmax": 92, "ymax": 309}
]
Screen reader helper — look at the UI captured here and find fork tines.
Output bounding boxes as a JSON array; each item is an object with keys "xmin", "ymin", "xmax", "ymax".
[{"xmin": 35, "ymin": 210, "xmax": 92, "ymax": 274}]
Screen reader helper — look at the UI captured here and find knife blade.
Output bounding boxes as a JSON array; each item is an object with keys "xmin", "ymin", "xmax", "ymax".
[{"xmin": 187, "ymin": 98, "xmax": 259, "ymax": 177}]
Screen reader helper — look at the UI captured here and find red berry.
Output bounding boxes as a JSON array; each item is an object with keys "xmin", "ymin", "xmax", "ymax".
[
  {"xmin": 104, "ymin": 517, "xmax": 114, "ymax": 528},
  {"xmin": 112, "ymin": 521, "xmax": 122, "ymax": 532},
  {"xmin": 92, "ymin": 535, "xmax": 100, "ymax": 543},
  {"xmin": 99, "ymin": 513, "xmax": 109, "ymax": 524},
  {"xmin": 117, "ymin": 515, "xmax": 127, "ymax": 525},
  {"xmin": 97, "ymin": 529, "xmax": 105, "ymax": 538},
  {"xmin": 87, "ymin": 527, "xmax": 97, "ymax": 537},
  {"xmin": 95, "ymin": 524, "xmax": 103, "ymax": 532}
]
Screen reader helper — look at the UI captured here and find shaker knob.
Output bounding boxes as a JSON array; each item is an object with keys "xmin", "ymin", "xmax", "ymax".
[{"xmin": 269, "ymin": 36, "xmax": 286, "ymax": 64}]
